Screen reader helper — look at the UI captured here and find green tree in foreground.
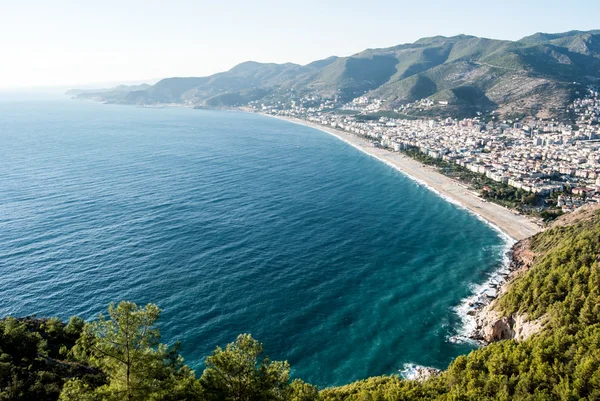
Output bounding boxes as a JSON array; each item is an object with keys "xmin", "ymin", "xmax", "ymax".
[
  {"xmin": 200, "ymin": 333, "xmax": 316, "ymax": 401},
  {"xmin": 60, "ymin": 301, "xmax": 200, "ymax": 401}
]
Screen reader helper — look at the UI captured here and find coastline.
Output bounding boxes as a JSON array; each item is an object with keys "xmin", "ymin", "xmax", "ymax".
[
  {"xmin": 260, "ymin": 113, "xmax": 544, "ymax": 345},
  {"xmin": 72, "ymin": 98, "xmax": 543, "ymax": 346},
  {"xmin": 261, "ymin": 113, "xmax": 542, "ymax": 242}
]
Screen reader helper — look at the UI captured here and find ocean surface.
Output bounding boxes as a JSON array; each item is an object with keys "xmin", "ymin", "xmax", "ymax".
[{"xmin": 0, "ymin": 94, "xmax": 506, "ymax": 387}]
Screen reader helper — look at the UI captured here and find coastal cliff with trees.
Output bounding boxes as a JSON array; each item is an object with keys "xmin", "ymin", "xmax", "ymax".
[{"xmin": 2, "ymin": 206, "xmax": 600, "ymax": 400}]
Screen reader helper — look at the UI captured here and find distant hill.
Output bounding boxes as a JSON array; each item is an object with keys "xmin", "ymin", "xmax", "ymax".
[
  {"xmin": 69, "ymin": 30, "xmax": 600, "ymax": 118},
  {"xmin": 66, "ymin": 83, "xmax": 152, "ymax": 101}
]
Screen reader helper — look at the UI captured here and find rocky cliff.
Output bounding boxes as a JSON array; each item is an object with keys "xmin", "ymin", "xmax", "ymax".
[
  {"xmin": 471, "ymin": 204, "xmax": 600, "ymax": 343},
  {"xmin": 471, "ymin": 238, "xmax": 547, "ymax": 343}
]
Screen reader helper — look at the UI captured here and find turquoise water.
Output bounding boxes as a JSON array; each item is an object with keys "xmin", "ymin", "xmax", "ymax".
[{"xmin": 0, "ymin": 95, "xmax": 505, "ymax": 387}]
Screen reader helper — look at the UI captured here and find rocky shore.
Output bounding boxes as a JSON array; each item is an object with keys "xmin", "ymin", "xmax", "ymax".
[
  {"xmin": 401, "ymin": 364, "xmax": 442, "ymax": 382},
  {"xmin": 463, "ymin": 204, "xmax": 600, "ymax": 344},
  {"xmin": 467, "ymin": 238, "xmax": 545, "ymax": 344},
  {"xmin": 263, "ymin": 112, "xmax": 549, "ymax": 345}
]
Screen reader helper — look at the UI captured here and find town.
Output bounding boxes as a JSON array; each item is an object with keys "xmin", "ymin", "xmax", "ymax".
[{"xmin": 251, "ymin": 86, "xmax": 600, "ymax": 218}]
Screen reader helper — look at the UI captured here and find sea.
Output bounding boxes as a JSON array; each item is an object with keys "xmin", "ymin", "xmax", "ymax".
[{"xmin": 0, "ymin": 93, "xmax": 506, "ymax": 387}]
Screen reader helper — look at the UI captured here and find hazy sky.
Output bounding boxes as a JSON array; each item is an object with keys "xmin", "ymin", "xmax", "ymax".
[{"xmin": 1, "ymin": 0, "xmax": 599, "ymax": 89}]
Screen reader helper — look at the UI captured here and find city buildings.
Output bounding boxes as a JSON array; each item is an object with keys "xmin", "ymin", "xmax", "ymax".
[{"xmin": 253, "ymin": 86, "xmax": 600, "ymax": 214}]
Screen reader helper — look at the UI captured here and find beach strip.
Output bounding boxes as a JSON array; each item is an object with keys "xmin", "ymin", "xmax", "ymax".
[{"xmin": 264, "ymin": 114, "xmax": 542, "ymax": 241}]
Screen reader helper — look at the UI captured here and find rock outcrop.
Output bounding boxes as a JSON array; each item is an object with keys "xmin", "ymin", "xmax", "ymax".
[
  {"xmin": 472, "ymin": 204, "xmax": 600, "ymax": 344},
  {"xmin": 475, "ymin": 308, "xmax": 547, "ymax": 343},
  {"xmin": 414, "ymin": 367, "xmax": 441, "ymax": 382},
  {"xmin": 404, "ymin": 365, "xmax": 442, "ymax": 382},
  {"xmin": 469, "ymin": 237, "xmax": 545, "ymax": 343}
]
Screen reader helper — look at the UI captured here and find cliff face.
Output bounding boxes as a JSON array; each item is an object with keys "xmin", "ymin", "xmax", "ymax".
[
  {"xmin": 475, "ymin": 308, "xmax": 547, "ymax": 343},
  {"xmin": 472, "ymin": 204, "xmax": 600, "ymax": 343},
  {"xmin": 471, "ymin": 238, "xmax": 546, "ymax": 343}
]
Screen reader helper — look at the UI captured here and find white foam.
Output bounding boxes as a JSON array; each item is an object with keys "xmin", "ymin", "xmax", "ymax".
[
  {"xmin": 301, "ymin": 119, "xmax": 518, "ymax": 344},
  {"xmin": 399, "ymin": 363, "xmax": 421, "ymax": 379},
  {"xmin": 451, "ymin": 237, "xmax": 515, "ymax": 344},
  {"xmin": 399, "ymin": 363, "xmax": 441, "ymax": 380}
]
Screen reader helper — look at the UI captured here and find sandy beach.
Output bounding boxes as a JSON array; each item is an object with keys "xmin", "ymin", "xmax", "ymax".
[{"xmin": 264, "ymin": 114, "xmax": 542, "ymax": 241}]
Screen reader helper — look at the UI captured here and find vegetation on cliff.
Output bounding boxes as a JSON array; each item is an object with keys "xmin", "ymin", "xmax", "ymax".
[
  {"xmin": 499, "ymin": 215, "xmax": 600, "ymax": 322},
  {"xmin": 0, "ymin": 315, "xmax": 104, "ymax": 400},
  {"xmin": 2, "ymin": 209, "xmax": 600, "ymax": 400}
]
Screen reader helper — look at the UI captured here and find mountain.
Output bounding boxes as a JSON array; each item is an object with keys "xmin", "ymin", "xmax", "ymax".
[
  {"xmin": 66, "ymin": 83, "xmax": 152, "ymax": 100},
  {"xmin": 70, "ymin": 30, "xmax": 600, "ymax": 118}
]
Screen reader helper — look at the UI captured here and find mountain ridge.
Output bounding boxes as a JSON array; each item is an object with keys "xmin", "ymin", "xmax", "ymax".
[{"xmin": 69, "ymin": 30, "xmax": 600, "ymax": 118}]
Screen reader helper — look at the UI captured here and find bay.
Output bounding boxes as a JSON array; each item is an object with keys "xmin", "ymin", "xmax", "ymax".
[{"xmin": 0, "ymin": 95, "xmax": 505, "ymax": 386}]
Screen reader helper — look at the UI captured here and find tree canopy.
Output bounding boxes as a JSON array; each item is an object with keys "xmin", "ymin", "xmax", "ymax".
[
  {"xmin": 200, "ymin": 333, "xmax": 296, "ymax": 401},
  {"xmin": 60, "ymin": 301, "xmax": 200, "ymax": 401}
]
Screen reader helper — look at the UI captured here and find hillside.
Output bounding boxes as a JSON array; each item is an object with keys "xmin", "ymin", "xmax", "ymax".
[
  {"xmin": 66, "ymin": 84, "xmax": 152, "ymax": 101},
  {"xmin": 3, "ymin": 206, "xmax": 600, "ymax": 400},
  {"xmin": 69, "ymin": 30, "xmax": 600, "ymax": 118}
]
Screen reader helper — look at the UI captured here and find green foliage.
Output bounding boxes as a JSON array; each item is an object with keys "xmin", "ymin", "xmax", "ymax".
[
  {"xmin": 65, "ymin": 316, "xmax": 85, "ymax": 337},
  {"xmin": 321, "ymin": 209, "xmax": 600, "ymax": 400},
  {"xmin": 439, "ymin": 323, "xmax": 600, "ymax": 400},
  {"xmin": 320, "ymin": 375, "xmax": 441, "ymax": 401},
  {"xmin": 1, "ymin": 306, "xmax": 307, "ymax": 401},
  {"xmin": 499, "ymin": 216, "xmax": 600, "ymax": 322},
  {"xmin": 0, "ymin": 316, "xmax": 102, "ymax": 401},
  {"xmin": 288, "ymin": 379, "xmax": 319, "ymax": 401},
  {"xmin": 62, "ymin": 301, "xmax": 200, "ymax": 401},
  {"xmin": 480, "ymin": 185, "xmax": 538, "ymax": 208},
  {"xmin": 540, "ymin": 209, "xmax": 564, "ymax": 222},
  {"xmin": 354, "ymin": 111, "xmax": 417, "ymax": 122},
  {"xmin": 200, "ymin": 334, "xmax": 291, "ymax": 401},
  {"xmin": 5, "ymin": 209, "xmax": 600, "ymax": 400},
  {"xmin": 402, "ymin": 148, "xmax": 539, "ymax": 212}
]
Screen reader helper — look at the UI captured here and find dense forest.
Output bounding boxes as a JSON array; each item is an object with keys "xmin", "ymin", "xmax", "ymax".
[{"xmin": 2, "ymin": 209, "xmax": 600, "ymax": 400}]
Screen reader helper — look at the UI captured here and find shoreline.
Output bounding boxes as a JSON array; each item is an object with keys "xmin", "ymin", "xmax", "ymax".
[
  {"xmin": 452, "ymin": 239, "xmax": 516, "ymax": 344},
  {"xmin": 260, "ymin": 113, "xmax": 542, "ymax": 242},
  {"xmin": 73, "ymin": 98, "xmax": 542, "ymax": 345},
  {"xmin": 79, "ymin": 99, "xmax": 541, "ymax": 240},
  {"xmin": 259, "ymin": 113, "xmax": 543, "ymax": 345}
]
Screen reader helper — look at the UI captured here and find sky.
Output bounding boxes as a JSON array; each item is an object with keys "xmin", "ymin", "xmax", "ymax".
[{"xmin": 1, "ymin": 0, "xmax": 599, "ymax": 89}]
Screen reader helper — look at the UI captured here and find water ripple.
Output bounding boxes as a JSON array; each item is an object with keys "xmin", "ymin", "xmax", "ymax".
[{"xmin": 0, "ymin": 98, "xmax": 505, "ymax": 387}]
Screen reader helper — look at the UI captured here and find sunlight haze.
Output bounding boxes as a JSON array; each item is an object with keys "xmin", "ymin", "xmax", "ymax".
[{"xmin": 1, "ymin": 0, "xmax": 599, "ymax": 89}]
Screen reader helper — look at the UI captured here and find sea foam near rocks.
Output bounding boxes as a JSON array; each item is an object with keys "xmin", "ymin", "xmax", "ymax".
[{"xmin": 451, "ymin": 238, "xmax": 515, "ymax": 344}]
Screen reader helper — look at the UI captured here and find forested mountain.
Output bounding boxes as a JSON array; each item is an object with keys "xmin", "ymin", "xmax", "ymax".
[
  {"xmin": 3, "ymin": 206, "xmax": 600, "ymax": 400},
  {"xmin": 69, "ymin": 30, "xmax": 600, "ymax": 118}
]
